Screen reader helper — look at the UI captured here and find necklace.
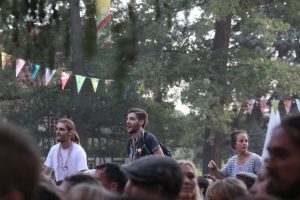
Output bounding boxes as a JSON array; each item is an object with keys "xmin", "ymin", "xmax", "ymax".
[{"xmin": 57, "ymin": 142, "xmax": 73, "ymax": 177}]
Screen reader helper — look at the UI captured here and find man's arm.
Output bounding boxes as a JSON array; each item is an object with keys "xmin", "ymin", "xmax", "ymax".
[
  {"xmin": 43, "ymin": 166, "xmax": 53, "ymax": 177},
  {"xmin": 153, "ymin": 147, "xmax": 164, "ymax": 156},
  {"xmin": 144, "ymin": 132, "xmax": 164, "ymax": 156}
]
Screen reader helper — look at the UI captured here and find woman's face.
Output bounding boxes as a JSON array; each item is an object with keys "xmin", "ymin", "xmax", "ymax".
[
  {"xmin": 235, "ymin": 133, "xmax": 249, "ymax": 153},
  {"xmin": 179, "ymin": 164, "xmax": 197, "ymax": 200}
]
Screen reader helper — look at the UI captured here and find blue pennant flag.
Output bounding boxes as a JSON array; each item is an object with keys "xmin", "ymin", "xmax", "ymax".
[{"xmin": 29, "ymin": 63, "xmax": 41, "ymax": 81}]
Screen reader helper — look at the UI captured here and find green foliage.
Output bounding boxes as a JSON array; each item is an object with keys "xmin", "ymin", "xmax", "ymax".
[
  {"xmin": 1, "ymin": 0, "xmax": 300, "ymax": 168},
  {"xmin": 205, "ymin": 0, "xmax": 240, "ymax": 20}
]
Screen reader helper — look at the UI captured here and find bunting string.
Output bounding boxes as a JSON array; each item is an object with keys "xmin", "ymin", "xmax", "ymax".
[{"xmin": 2, "ymin": 51, "xmax": 300, "ymax": 116}]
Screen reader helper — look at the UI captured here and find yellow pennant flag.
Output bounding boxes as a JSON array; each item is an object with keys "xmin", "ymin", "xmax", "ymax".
[
  {"xmin": 1, "ymin": 52, "xmax": 12, "ymax": 69},
  {"xmin": 90, "ymin": 78, "xmax": 99, "ymax": 93}
]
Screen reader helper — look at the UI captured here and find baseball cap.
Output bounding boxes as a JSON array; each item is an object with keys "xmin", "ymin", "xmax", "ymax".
[
  {"xmin": 236, "ymin": 171, "xmax": 257, "ymax": 189},
  {"xmin": 122, "ymin": 156, "xmax": 182, "ymax": 194}
]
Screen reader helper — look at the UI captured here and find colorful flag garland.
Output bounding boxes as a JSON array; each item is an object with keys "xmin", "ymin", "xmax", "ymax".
[{"xmin": 3, "ymin": 50, "xmax": 300, "ymax": 117}]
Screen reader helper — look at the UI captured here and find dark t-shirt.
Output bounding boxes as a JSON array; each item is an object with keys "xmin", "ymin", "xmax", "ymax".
[{"xmin": 127, "ymin": 131, "xmax": 160, "ymax": 162}]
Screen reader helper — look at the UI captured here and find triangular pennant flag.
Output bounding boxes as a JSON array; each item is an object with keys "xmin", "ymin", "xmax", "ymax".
[
  {"xmin": 16, "ymin": 58, "xmax": 26, "ymax": 77},
  {"xmin": 2, "ymin": 52, "xmax": 12, "ymax": 69},
  {"xmin": 75, "ymin": 75, "xmax": 86, "ymax": 94},
  {"xmin": 283, "ymin": 100, "xmax": 292, "ymax": 114},
  {"xmin": 105, "ymin": 79, "xmax": 114, "ymax": 87},
  {"xmin": 45, "ymin": 68, "xmax": 57, "ymax": 86},
  {"xmin": 295, "ymin": 99, "xmax": 300, "ymax": 112},
  {"xmin": 233, "ymin": 100, "xmax": 242, "ymax": 113},
  {"xmin": 61, "ymin": 72, "xmax": 71, "ymax": 90},
  {"xmin": 247, "ymin": 99, "xmax": 256, "ymax": 114},
  {"xmin": 90, "ymin": 78, "xmax": 99, "ymax": 93},
  {"xmin": 259, "ymin": 99, "xmax": 268, "ymax": 114},
  {"xmin": 29, "ymin": 63, "xmax": 40, "ymax": 80},
  {"xmin": 271, "ymin": 99, "xmax": 280, "ymax": 112},
  {"xmin": 261, "ymin": 107, "xmax": 281, "ymax": 160}
]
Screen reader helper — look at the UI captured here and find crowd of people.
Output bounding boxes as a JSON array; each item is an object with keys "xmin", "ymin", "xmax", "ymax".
[{"xmin": 1, "ymin": 107, "xmax": 300, "ymax": 200}]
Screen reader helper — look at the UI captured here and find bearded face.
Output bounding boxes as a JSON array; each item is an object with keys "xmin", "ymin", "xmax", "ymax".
[
  {"xmin": 126, "ymin": 113, "xmax": 143, "ymax": 135},
  {"xmin": 266, "ymin": 127, "xmax": 300, "ymax": 198},
  {"xmin": 56, "ymin": 122, "xmax": 72, "ymax": 143}
]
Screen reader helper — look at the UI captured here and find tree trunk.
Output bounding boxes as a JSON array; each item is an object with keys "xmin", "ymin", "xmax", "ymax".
[
  {"xmin": 70, "ymin": 0, "xmax": 86, "ymax": 146},
  {"xmin": 202, "ymin": 16, "xmax": 232, "ymax": 173},
  {"xmin": 202, "ymin": 128, "xmax": 212, "ymax": 174}
]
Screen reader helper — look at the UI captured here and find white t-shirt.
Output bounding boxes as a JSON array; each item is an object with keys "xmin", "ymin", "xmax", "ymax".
[{"xmin": 44, "ymin": 143, "xmax": 88, "ymax": 181}]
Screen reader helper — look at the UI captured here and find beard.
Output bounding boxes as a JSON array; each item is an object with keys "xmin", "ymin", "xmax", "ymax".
[
  {"xmin": 127, "ymin": 126, "xmax": 139, "ymax": 134},
  {"xmin": 56, "ymin": 136, "xmax": 67, "ymax": 143},
  {"xmin": 127, "ymin": 122, "xmax": 141, "ymax": 134},
  {"xmin": 267, "ymin": 176, "xmax": 300, "ymax": 199}
]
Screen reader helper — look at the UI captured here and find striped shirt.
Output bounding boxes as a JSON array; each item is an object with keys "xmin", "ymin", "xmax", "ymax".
[{"xmin": 220, "ymin": 153, "xmax": 262, "ymax": 177}]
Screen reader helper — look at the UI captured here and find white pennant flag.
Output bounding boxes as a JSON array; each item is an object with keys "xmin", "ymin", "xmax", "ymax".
[
  {"xmin": 16, "ymin": 58, "xmax": 26, "ymax": 77},
  {"xmin": 45, "ymin": 68, "xmax": 56, "ymax": 86}
]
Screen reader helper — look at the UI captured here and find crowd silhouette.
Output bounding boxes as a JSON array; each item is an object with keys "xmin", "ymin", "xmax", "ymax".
[{"xmin": 1, "ymin": 112, "xmax": 300, "ymax": 200}]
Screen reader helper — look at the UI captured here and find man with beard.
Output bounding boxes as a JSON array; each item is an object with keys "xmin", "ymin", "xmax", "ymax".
[
  {"xmin": 126, "ymin": 108, "xmax": 164, "ymax": 162},
  {"xmin": 266, "ymin": 114, "xmax": 300, "ymax": 200},
  {"xmin": 43, "ymin": 118, "xmax": 88, "ymax": 185}
]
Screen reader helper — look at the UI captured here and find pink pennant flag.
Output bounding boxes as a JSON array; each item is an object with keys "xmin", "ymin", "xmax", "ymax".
[
  {"xmin": 16, "ymin": 58, "xmax": 26, "ymax": 77},
  {"xmin": 105, "ymin": 79, "xmax": 114, "ymax": 86},
  {"xmin": 259, "ymin": 99, "xmax": 268, "ymax": 114},
  {"xmin": 247, "ymin": 99, "xmax": 256, "ymax": 114},
  {"xmin": 61, "ymin": 72, "xmax": 71, "ymax": 90},
  {"xmin": 283, "ymin": 100, "xmax": 292, "ymax": 114}
]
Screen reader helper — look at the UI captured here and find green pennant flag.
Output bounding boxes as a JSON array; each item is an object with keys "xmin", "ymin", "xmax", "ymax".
[
  {"xmin": 90, "ymin": 78, "xmax": 99, "ymax": 93},
  {"xmin": 75, "ymin": 75, "xmax": 86, "ymax": 94},
  {"xmin": 271, "ymin": 99, "xmax": 280, "ymax": 112}
]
